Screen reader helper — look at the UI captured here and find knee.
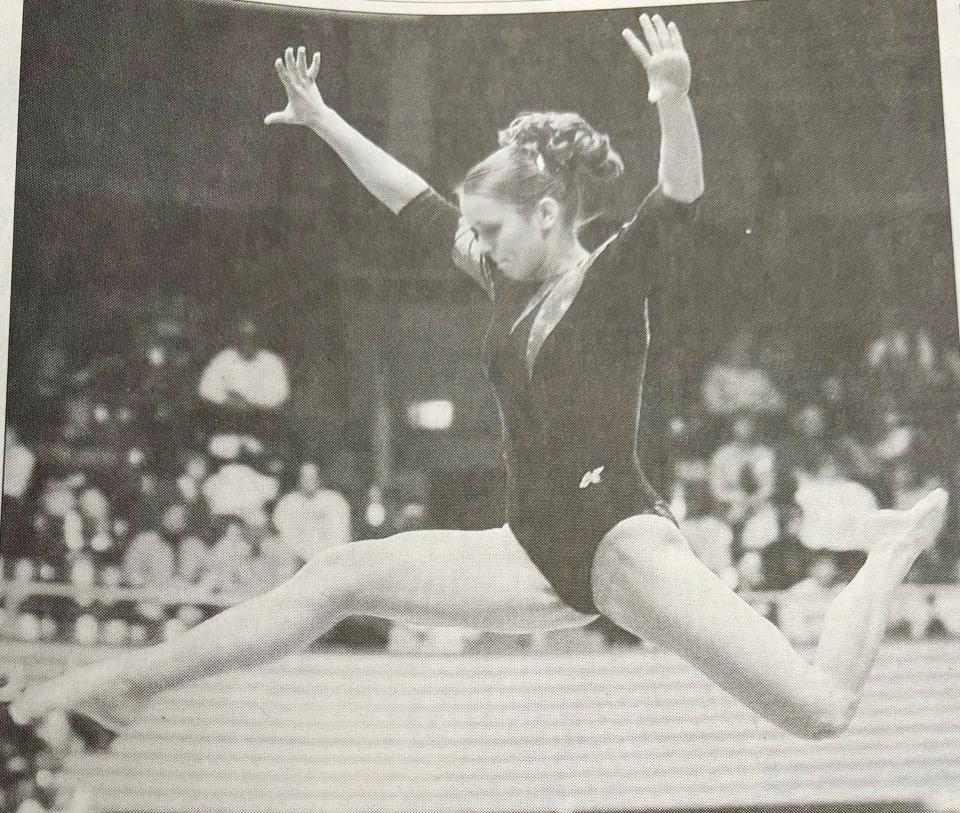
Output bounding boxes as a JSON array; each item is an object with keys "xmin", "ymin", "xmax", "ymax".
[
  {"xmin": 790, "ymin": 687, "xmax": 859, "ymax": 740},
  {"xmin": 294, "ymin": 545, "xmax": 362, "ymax": 617}
]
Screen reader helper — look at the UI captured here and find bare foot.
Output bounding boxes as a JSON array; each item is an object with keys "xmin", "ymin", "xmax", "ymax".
[
  {"xmin": 8, "ymin": 659, "xmax": 149, "ymax": 733},
  {"xmin": 858, "ymin": 487, "xmax": 949, "ymax": 586}
]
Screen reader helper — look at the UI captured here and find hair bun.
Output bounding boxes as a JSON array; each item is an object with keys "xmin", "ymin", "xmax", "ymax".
[{"xmin": 498, "ymin": 112, "xmax": 624, "ymax": 184}]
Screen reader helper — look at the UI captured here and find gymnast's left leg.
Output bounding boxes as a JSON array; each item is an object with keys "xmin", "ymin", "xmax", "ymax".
[{"xmin": 591, "ymin": 489, "xmax": 948, "ymax": 740}]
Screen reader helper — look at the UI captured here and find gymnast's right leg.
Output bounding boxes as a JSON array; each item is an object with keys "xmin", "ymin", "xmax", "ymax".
[{"xmin": 8, "ymin": 526, "xmax": 592, "ymax": 729}]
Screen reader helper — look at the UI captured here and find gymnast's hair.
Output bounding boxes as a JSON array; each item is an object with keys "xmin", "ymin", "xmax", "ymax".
[{"xmin": 459, "ymin": 112, "xmax": 625, "ymax": 230}]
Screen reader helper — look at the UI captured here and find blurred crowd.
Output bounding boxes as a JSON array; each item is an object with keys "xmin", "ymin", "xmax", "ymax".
[
  {"xmin": 2, "ymin": 307, "xmax": 960, "ymax": 656},
  {"xmin": 2, "ymin": 314, "xmax": 355, "ymax": 649},
  {"xmin": 663, "ymin": 314, "xmax": 960, "ymax": 643}
]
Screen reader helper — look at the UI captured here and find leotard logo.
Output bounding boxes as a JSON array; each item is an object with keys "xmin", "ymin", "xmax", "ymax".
[{"xmin": 579, "ymin": 466, "xmax": 605, "ymax": 489}]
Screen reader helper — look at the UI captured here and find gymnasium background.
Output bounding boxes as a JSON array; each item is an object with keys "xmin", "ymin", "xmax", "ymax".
[{"xmin": 3, "ymin": 0, "xmax": 960, "ymax": 811}]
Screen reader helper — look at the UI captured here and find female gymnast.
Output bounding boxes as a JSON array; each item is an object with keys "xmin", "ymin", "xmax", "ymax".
[{"xmin": 8, "ymin": 15, "xmax": 948, "ymax": 740}]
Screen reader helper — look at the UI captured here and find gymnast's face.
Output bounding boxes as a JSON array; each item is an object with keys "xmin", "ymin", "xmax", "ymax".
[{"xmin": 459, "ymin": 192, "xmax": 553, "ymax": 281}]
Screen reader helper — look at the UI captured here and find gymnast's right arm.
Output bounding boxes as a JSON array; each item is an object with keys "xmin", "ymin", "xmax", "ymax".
[{"xmin": 264, "ymin": 47, "xmax": 429, "ymax": 214}]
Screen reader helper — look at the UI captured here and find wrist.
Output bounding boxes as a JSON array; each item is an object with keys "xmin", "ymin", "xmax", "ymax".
[
  {"xmin": 655, "ymin": 89, "xmax": 690, "ymax": 109},
  {"xmin": 306, "ymin": 106, "xmax": 339, "ymax": 135}
]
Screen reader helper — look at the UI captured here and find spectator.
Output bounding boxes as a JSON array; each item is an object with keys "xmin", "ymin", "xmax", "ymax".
[
  {"xmin": 125, "ymin": 471, "xmax": 172, "ymax": 534},
  {"xmin": 32, "ymin": 481, "xmax": 79, "ymax": 581},
  {"xmin": 198, "ymin": 317, "xmax": 291, "ymax": 460},
  {"xmin": 733, "ymin": 550, "xmax": 775, "ymax": 621},
  {"xmin": 4, "ymin": 425, "xmax": 36, "ymax": 501},
  {"xmin": 872, "ymin": 408, "xmax": 919, "ymax": 466},
  {"xmin": 678, "ymin": 479, "xmax": 735, "ymax": 584},
  {"xmin": 176, "ymin": 452, "xmax": 210, "ymax": 503},
  {"xmin": 203, "ymin": 461, "xmax": 279, "ymax": 519},
  {"xmin": 760, "ymin": 503, "xmax": 811, "ymax": 590},
  {"xmin": 702, "ymin": 328, "xmax": 785, "ymax": 416},
  {"xmin": 198, "ymin": 318, "xmax": 290, "ymax": 411},
  {"xmin": 794, "ymin": 454, "xmax": 880, "ymax": 552},
  {"xmin": 257, "ymin": 533, "xmax": 301, "ymax": 589},
  {"xmin": 122, "ymin": 530, "xmax": 175, "ymax": 590},
  {"xmin": 866, "ymin": 307, "xmax": 941, "ymax": 405},
  {"xmin": 77, "ymin": 487, "xmax": 115, "ymax": 566},
  {"xmin": 888, "ymin": 460, "xmax": 942, "ymax": 511},
  {"xmin": 206, "ymin": 521, "xmax": 258, "ymax": 594},
  {"xmin": 272, "ymin": 463, "xmax": 352, "ymax": 560},
  {"xmin": 778, "ymin": 552, "xmax": 844, "ymax": 645},
  {"xmin": 708, "ymin": 413, "xmax": 776, "ymax": 525},
  {"xmin": 779, "ymin": 404, "xmax": 830, "ymax": 478},
  {"xmin": 2, "ymin": 426, "xmax": 37, "ymax": 571},
  {"xmin": 122, "ymin": 530, "xmax": 176, "ymax": 644}
]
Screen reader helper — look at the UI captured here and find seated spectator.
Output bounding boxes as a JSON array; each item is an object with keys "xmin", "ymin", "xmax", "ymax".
[
  {"xmin": 31, "ymin": 481, "xmax": 79, "ymax": 581},
  {"xmin": 43, "ymin": 393, "xmax": 123, "ymax": 481},
  {"xmin": 888, "ymin": 460, "xmax": 942, "ymax": 511},
  {"xmin": 708, "ymin": 413, "xmax": 776, "ymax": 525},
  {"xmin": 122, "ymin": 530, "xmax": 175, "ymax": 590},
  {"xmin": 779, "ymin": 404, "xmax": 830, "ymax": 478},
  {"xmin": 171, "ymin": 535, "xmax": 213, "ymax": 588},
  {"xmin": 126, "ymin": 470, "xmax": 175, "ymax": 534},
  {"xmin": 702, "ymin": 328, "xmax": 785, "ymax": 416},
  {"xmin": 759, "ymin": 504, "xmax": 811, "ymax": 590},
  {"xmin": 678, "ymin": 479, "xmax": 735, "ymax": 585},
  {"xmin": 872, "ymin": 408, "xmax": 919, "ymax": 466},
  {"xmin": 778, "ymin": 552, "xmax": 844, "ymax": 645},
  {"xmin": 206, "ymin": 520, "xmax": 257, "ymax": 595},
  {"xmin": 866, "ymin": 307, "xmax": 941, "ymax": 405},
  {"xmin": 198, "ymin": 317, "xmax": 291, "ymax": 459},
  {"xmin": 76, "ymin": 487, "xmax": 115, "ymax": 566},
  {"xmin": 272, "ymin": 463, "xmax": 352, "ymax": 561},
  {"xmin": 733, "ymin": 550, "xmax": 775, "ymax": 621},
  {"xmin": 122, "ymin": 530, "xmax": 176, "ymax": 642},
  {"xmin": 794, "ymin": 454, "xmax": 880, "ymax": 552},
  {"xmin": 4, "ymin": 425, "xmax": 36, "ymax": 500},
  {"xmin": 176, "ymin": 452, "xmax": 210, "ymax": 504},
  {"xmin": 203, "ymin": 460, "xmax": 279, "ymax": 519},
  {"xmin": 2, "ymin": 426, "xmax": 37, "ymax": 571},
  {"xmin": 257, "ymin": 533, "xmax": 301, "ymax": 589}
]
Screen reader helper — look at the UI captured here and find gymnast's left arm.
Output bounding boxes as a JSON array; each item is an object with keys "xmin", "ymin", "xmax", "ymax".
[{"xmin": 622, "ymin": 14, "xmax": 704, "ymax": 204}]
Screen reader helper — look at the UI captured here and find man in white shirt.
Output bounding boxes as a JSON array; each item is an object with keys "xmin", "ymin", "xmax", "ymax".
[
  {"xmin": 272, "ymin": 463, "xmax": 351, "ymax": 561},
  {"xmin": 199, "ymin": 319, "xmax": 290, "ymax": 410},
  {"xmin": 198, "ymin": 318, "xmax": 291, "ymax": 459}
]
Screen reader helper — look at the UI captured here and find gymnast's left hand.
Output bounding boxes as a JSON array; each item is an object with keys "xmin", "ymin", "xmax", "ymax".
[{"xmin": 622, "ymin": 13, "xmax": 691, "ymax": 104}]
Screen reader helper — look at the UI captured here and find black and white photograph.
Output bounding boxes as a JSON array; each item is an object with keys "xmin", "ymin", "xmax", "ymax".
[{"xmin": 1, "ymin": 0, "xmax": 960, "ymax": 811}]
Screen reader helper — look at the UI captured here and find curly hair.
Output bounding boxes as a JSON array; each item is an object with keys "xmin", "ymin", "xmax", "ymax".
[{"xmin": 458, "ymin": 112, "xmax": 624, "ymax": 229}]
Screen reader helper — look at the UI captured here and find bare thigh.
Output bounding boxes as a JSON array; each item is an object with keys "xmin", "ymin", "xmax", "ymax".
[
  {"xmin": 335, "ymin": 526, "xmax": 596, "ymax": 634},
  {"xmin": 591, "ymin": 515, "xmax": 854, "ymax": 737}
]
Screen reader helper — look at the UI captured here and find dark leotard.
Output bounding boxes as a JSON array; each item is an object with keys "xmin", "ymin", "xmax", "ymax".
[{"xmin": 399, "ymin": 185, "xmax": 693, "ymax": 613}]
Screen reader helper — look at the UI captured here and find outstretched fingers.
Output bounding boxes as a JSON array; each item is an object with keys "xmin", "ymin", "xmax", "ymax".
[
  {"xmin": 668, "ymin": 20, "xmax": 684, "ymax": 51},
  {"xmin": 307, "ymin": 51, "xmax": 321, "ymax": 80},
  {"xmin": 296, "ymin": 45, "xmax": 308, "ymax": 79},
  {"xmin": 639, "ymin": 13, "xmax": 661, "ymax": 53},
  {"xmin": 652, "ymin": 13, "xmax": 671, "ymax": 47},
  {"xmin": 274, "ymin": 57, "xmax": 291, "ymax": 87},
  {"xmin": 621, "ymin": 28, "xmax": 651, "ymax": 68}
]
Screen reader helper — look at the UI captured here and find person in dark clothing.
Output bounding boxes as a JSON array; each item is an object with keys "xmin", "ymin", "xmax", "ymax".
[{"xmin": 9, "ymin": 17, "xmax": 949, "ymax": 743}]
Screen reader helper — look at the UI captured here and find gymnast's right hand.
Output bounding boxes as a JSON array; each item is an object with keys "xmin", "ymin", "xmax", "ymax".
[{"xmin": 264, "ymin": 46, "xmax": 328, "ymax": 127}]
